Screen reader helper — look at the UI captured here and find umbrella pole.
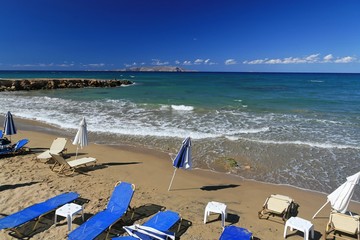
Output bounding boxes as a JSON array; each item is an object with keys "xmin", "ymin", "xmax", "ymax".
[
  {"xmin": 75, "ymin": 146, "xmax": 79, "ymax": 160},
  {"xmin": 312, "ymin": 200, "xmax": 329, "ymax": 219},
  {"xmin": 168, "ymin": 168, "xmax": 177, "ymax": 191}
]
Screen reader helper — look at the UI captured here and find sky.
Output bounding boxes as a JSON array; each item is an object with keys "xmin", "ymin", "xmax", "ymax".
[{"xmin": 0, "ymin": 0, "xmax": 359, "ymax": 72}]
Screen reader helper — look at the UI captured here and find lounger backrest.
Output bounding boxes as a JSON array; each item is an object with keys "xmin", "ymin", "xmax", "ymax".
[
  {"xmin": 0, "ymin": 130, "xmax": 3, "ymax": 138},
  {"xmin": 330, "ymin": 212, "xmax": 360, "ymax": 235},
  {"xmin": 143, "ymin": 210, "xmax": 180, "ymax": 231},
  {"xmin": 51, "ymin": 153, "xmax": 71, "ymax": 168},
  {"xmin": 266, "ymin": 194, "xmax": 293, "ymax": 214},
  {"xmin": 50, "ymin": 138, "xmax": 67, "ymax": 153},
  {"xmin": 107, "ymin": 182, "xmax": 135, "ymax": 214},
  {"xmin": 14, "ymin": 139, "xmax": 29, "ymax": 151}
]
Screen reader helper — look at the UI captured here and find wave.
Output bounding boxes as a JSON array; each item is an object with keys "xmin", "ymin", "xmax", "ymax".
[
  {"xmin": 310, "ymin": 80, "xmax": 324, "ymax": 83},
  {"xmin": 1, "ymin": 93, "xmax": 359, "ymax": 147},
  {"xmin": 242, "ymin": 138, "xmax": 360, "ymax": 150},
  {"xmin": 171, "ymin": 105, "xmax": 194, "ymax": 111}
]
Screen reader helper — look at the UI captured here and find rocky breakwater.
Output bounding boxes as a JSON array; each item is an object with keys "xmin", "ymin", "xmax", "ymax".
[{"xmin": 0, "ymin": 78, "xmax": 133, "ymax": 91}]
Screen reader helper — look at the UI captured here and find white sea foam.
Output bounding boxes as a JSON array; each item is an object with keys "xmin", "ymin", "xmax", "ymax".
[
  {"xmin": 243, "ymin": 138, "xmax": 360, "ymax": 150},
  {"xmin": 171, "ymin": 105, "xmax": 194, "ymax": 111}
]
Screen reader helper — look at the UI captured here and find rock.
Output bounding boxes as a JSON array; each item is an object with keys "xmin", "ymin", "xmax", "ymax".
[{"xmin": 0, "ymin": 79, "xmax": 134, "ymax": 92}]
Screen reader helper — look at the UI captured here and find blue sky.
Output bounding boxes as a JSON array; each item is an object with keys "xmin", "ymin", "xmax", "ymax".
[{"xmin": 0, "ymin": 0, "xmax": 359, "ymax": 72}]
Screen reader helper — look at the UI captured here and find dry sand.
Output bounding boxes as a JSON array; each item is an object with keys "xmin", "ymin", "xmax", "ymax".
[{"xmin": 1, "ymin": 127, "xmax": 359, "ymax": 240}]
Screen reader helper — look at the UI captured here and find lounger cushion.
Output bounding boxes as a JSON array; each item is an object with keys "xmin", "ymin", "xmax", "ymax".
[
  {"xmin": 219, "ymin": 226, "xmax": 252, "ymax": 240},
  {"xmin": 67, "ymin": 157, "xmax": 96, "ymax": 167},
  {"xmin": 143, "ymin": 210, "xmax": 180, "ymax": 230},
  {"xmin": 112, "ymin": 210, "xmax": 180, "ymax": 240},
  {"xmin": 266, "ymin": 194, "xmax": 293, "ymax": 214},
  {"xmin": 68, "ymin": 182, "xmax": 135, "ymax": 240},
  {"xmin": 330, "ymin": 211, "xmax": 360, "ymax": 235},
  {"xmin": 0, "ymin": 192, "xmax": 79, "ymax": 230},
  {"xmin": 69, "ymin": 210, "xmax": 121, "ymax": 240}
]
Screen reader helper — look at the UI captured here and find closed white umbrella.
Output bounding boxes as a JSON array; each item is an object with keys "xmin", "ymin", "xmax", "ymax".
[
  {"xmin": 72, "ymin": 117, "xmax": 88, "ymax": 159},
  {"xmin": 313, "ymin": 171, "xmax": 360, "ymax": 218}
]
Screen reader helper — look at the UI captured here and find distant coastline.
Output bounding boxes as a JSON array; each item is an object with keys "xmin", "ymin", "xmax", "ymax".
[{"xmin": 118, "ymin": 66, "xmax": 195, "ymax": 72}]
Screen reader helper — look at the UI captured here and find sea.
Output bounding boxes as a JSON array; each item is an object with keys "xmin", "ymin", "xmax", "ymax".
[{"xmin": 1, "ymin": 71, "xmax": 359, "ymax": 201}]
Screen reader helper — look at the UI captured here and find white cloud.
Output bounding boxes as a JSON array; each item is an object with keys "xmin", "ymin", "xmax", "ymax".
[
  {"xmin": 305, "ymin": 54, "xmax": 320, "ymax": 63},
  {"xmin": 57, "ymin": 63, "xmax": 75, "ymax": 67},
  {"xmin": 243, "ymin": 59, "xmax": 266, "ymax": 64},
  {"xmin": 244, "ymin": 54, "xmax": 357, "ymax": 65},
  {"xmin": 225, "ymin": 59, "xmax": 237, "ymax": 65},
  {"xmin": 323, "ymin": 54, "xmax": 334, "ymax": 62},
  {"xmin": 175, "ymin": 60, "xmax": 180, "ymax": 64},
  {"xmin": 83, "ymin": 63, "xmax": 105, "ymax": 67},
  {"xmin": 151, "ymin": 59, "xmax": 169, "ymax": 66},
  {"xmin": 194, "ymin": 59, "xmax": 204, "ymax": 64},
  {"xmin": 124, "ymin": 62, "xmax": 137, "ymax": 67},
  {"xmin": 334, "ymin": 56, "xmax": 355, "ymax": 63},
  {"xmin": 11, "ymin": 63, "xmax": 77, "ymax": 68},
  {"xmin": 204, "ymin": 59, "xmax": 210, "ymax": 64},
  {"xmin": 183, "ymin": 60, "xmax": 192, "ymax": 65},
  {"xmin": 266, "ymin": 59, "xmax": 283, "ymax": 64}
]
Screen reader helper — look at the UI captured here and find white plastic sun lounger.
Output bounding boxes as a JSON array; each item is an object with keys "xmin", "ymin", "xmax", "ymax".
[
  {"xmin": 36, "ymin": 137, "xmax": 68, "ymax": 161},
  {"xmin": 258, "ymin": 194, "xmax": 296, "ymax": 222},
  {"xmin": 325, "ymin": 211, "xmax": 360, "ymax": 240}
]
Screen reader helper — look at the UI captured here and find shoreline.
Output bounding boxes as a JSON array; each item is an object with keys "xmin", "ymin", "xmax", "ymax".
[
  {"xmin": 1, "ymin": 118, "xmax": 360, "ymax": 239},
  {"xmin": 9, "ymin": 116, "xmax": 360, "ymax": 204}
]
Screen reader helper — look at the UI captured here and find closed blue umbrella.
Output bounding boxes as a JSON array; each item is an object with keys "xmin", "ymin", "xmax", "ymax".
[
  {"xmin": 168, "ymin": 137, "xmax": 192, "ymax": 191},
  {"xmin": 3, "ymin": 111, "xmax": 17, "ymax": 141}
]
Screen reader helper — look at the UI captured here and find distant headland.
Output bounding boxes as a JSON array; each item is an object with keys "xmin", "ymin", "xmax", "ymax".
[{"xmin": 118, "ymin": 66, "xmax": 194, "ymax": 72}]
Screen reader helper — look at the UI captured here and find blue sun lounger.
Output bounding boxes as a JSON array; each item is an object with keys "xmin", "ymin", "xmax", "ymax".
[
  {"xmin": 113, "ymin": 210, "xmax": 181, "ymax": 240},
  {"xmin": 68, "ymin": 181, "xmax": 135, "ymax": 240},
  {"xmin": 0, "ymin": 130, "xmax": 3, "ymax": 138},
  {"xmin": 0, "ymin": 192, "xmax": 79, "ymax": 237},
  {"xmin": 219, "ymin": 226, "xmax": 253, "ymax": 240},
  {"xmin": 0, "ymin": 139, "xmax": 29, "ymax": 156}
]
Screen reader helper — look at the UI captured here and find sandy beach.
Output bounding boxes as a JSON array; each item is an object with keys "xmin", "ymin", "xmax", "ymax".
[{"xmin": 1, "ymin": 121, "xmax": 359, "ymax": 240}]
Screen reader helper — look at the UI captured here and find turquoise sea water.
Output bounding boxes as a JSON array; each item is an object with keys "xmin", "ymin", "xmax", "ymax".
[{"xmin": 1, "ymin": 71, "xmax": 360, "ymax": 200}]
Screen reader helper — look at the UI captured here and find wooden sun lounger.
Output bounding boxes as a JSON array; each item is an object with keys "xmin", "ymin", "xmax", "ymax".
[{"xmin": 50, "ymin": 153, "xmax": 96, "ymax": 176}]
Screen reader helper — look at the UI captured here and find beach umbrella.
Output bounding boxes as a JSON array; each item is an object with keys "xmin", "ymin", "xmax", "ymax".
[
  {"xmin": 313, "ymin": 171, "xmax": 360, "ymax": 218},
  {"xmin": 3, "ymin": 111, "xmax": 17, "ymax": 141},
  {"xmin": 72, "ymin": 117, "xmax": 88, "ymax": 159},
  {"xmin": 168, "ymin": 137, "xmax": 192, "ymax": 191}
]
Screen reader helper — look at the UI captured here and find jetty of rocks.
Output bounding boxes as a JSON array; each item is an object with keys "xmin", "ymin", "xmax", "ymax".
[{"xmin": 0, "ymin": 78, "xmax": 133, "ymax": 92}]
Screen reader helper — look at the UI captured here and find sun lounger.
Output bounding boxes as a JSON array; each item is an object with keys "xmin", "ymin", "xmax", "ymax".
[
  {"xmin": 36, "ymin": 137, "xmax": 67, "ymax": 161},
  {"xmin": 258, "ymin": 194, "xmax": 297, "ymax": 222},
  {"xmin": 113, "ymin": 210, "xmax": 181, "ymax": 240},
  {"xmin": 0, "ymin": 192, "xmax": 79, "ymax": 238},
  {"xmin": 0, "ymin": 130, "xmax": 3, "ymax": 138},
  {"xmin": 0, "ymin": 139, "xmax": 29, "ymax": 156},
  {"xmin": 50, "ymin": 153, "xmax": 96, "ymax": 176},
  {"xmin": 325, "ymin": 211, "xmax": 360, "ymax": 240},
  {"xmin": 68, "ymin": 181, "xmax": 136, "ymax": 240},
  {"xmin": 219, "ymin": 226, "xmax": 253, "ymax": 240}
]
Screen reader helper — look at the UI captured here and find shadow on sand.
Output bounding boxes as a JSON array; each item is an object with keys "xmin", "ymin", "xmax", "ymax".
[{"xmin": 0, "ymin": 181, "xmax": 39, "ymax": 192}]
